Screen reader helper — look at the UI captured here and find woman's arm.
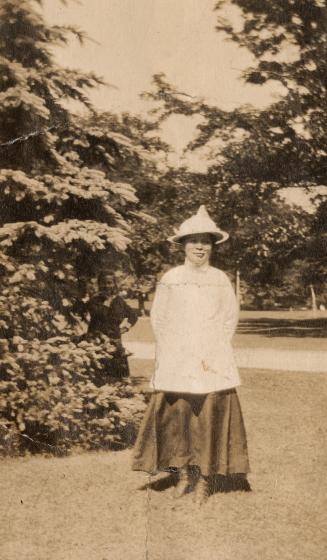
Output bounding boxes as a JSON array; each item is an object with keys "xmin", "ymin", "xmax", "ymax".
[
  {"xmin": 222, "ymin": 276, "xmax": 239, "ymax": 341},
  {"xmin": 122, "ymin": 299, "xmax": 138, "ymax": 328},
  {"xmin": 111, "ymin": 297, "xmax": 138, "ymax": 333},
  {"xmin": 150, "ymin": 281, "xmax": 170, "ymax": 339}
]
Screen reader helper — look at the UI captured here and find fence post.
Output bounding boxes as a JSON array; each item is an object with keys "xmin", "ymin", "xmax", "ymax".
[{"xmin": 309, "ymin": 284, "xmax": 317, "ymax": 312}]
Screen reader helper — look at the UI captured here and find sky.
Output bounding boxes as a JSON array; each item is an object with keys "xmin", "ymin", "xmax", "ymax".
[
  {"xmin": 41, "ymin": 0, "xmax": 314, "ymax": 208},
  {"xmin": 43, "ymin": 0, "xmax": 284, "ymax": 113},
  {"xmin": 42, "ymin": 0, "xmax": 286, "ymax": 154}
]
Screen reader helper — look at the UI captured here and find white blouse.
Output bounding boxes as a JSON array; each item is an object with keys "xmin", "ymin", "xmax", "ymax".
[{"xmin": 149, "ymin": 262, "xmax": 241, "ymax": 394}]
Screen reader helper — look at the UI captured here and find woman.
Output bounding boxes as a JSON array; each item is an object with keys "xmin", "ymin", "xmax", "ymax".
[
  {"xmin": 132, "ymin": 206, "xmax": 250, "ymax": 505},
  {"xmin": 87, "ymin": 272, "xmax": 138, "ymax": 380}
]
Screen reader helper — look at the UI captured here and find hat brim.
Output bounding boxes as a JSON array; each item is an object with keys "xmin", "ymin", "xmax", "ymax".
[{"xmin": 168, "ymin": 231, "xmax": 229, "ymax": 245}]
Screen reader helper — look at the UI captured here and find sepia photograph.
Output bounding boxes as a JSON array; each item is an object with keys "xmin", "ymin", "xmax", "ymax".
[{"xmin": 0, "ymin": 1, "xmax": 326, "ymax": 559}]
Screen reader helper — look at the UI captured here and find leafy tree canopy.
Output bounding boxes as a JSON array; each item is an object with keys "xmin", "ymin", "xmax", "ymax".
[{"xmin": 141, "ymin": 0, "xmax": 327, "ymax": 301}]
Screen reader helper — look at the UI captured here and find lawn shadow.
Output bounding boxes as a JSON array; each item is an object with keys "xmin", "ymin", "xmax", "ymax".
[
  {"xmin": 138, "ymin": 472, "xmax": 177, "ymax": 492},
  {"xmin": 130, "ymin": 375, "xmax": 149, "ymax": 386},
  {"xmin": 129, "ymin": 376, "xmax": 152, "ymax": 396},
  {"xmin": 138, "ymin": 470, "xmax": 252, "ymax": 496},
  {"xmin": 238, "ymin": 317, "xmax": 327, "ymax": 338},
  {"xmin": 209, "ymin": 474, "xmax": 252, "ymax": 495}
]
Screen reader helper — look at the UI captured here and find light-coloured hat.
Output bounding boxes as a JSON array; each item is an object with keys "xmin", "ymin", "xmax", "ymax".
[{"xmin": 168, "ymin": 205, "xmax": 229, "ymax": 244}]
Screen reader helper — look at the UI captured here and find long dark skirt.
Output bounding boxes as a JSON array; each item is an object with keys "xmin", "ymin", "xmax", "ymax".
[{"xmin": 132, "ymin": 389, "xmax": 250, "ymax": 477}]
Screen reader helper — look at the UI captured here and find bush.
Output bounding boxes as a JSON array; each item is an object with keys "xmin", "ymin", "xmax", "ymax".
[{"xmin": 0, "ymin": 336, "xmax": 147, "ymax": 457}]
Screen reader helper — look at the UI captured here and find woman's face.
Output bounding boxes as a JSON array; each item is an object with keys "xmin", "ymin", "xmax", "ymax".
[
  {"xmin": 98, "ymin": 274, "xmax": 116, "ymax": 295},
  {"xmin": 183, "ymin": 234, "xmax": 213, "ymax": 267}
]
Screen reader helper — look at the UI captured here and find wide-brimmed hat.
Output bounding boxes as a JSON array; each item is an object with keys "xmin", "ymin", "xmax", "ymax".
[{"xmin": 168, "ymin": 205, "xmax": 229, "ymax": 244}]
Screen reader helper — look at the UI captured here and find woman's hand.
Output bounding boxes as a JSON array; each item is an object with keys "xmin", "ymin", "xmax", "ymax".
[{"xmin": 120, "ymin": 319, "xmax": 131, "ymax": 334}]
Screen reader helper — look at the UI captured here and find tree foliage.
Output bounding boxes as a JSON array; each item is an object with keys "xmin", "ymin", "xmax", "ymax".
[
  {"xmin": 77, "ymin": 111, "xmax": 173, "ymax": 295},
  {"xmin": 142, "ymin": 74, "xmax": 314, "ymax": 303},
  {"xmin": 214, "ymin": 0, "xmax": 327, "ymax": 187},
  {"xmin": 142, "ymin": 0, "xmax": 327, "ymax": 304},
  {"xmin": 214, "ymin": 0, "xmax": 327, "ymax": 295}
]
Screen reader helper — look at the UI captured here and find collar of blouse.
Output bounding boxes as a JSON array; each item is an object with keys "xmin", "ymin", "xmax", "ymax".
[{"xmin": 184, "ymin": 259, "xmax": 210, "ymax": 273}]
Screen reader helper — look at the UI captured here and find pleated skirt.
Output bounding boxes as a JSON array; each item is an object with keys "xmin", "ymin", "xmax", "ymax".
[{"xmin": 132, "ymin": 389, "xmax": 250, "ymax": 477}]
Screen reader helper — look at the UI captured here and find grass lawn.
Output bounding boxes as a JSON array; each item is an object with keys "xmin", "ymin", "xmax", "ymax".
[{"xmin": 1, "ymin": 364, "xmax": 326, "ymax": 560}]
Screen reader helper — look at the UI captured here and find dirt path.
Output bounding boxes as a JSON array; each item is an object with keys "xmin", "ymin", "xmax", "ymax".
[
  {"xmin": 2, "ymin": 369, "xmax": 327, "ymax": 560},
  {"xmin": 123, "ymin": 316, "xmax": 327, "ymax": 373},
  {"xmin": 125, "ymin": 340, "xmax": 327, "ymax": 372}
]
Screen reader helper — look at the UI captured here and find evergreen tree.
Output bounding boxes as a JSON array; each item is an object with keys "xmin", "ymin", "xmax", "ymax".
[
  {"xmin": 0, "ymin": 0, "xmax": 146, "ymax": 455},
  {"xmin": 77, "ymin": 111, "xmax": 172, "ymax": 301}
]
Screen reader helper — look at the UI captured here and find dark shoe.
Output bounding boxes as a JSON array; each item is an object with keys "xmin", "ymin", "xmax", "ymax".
[
  {"xmin": 173, "ymin": 468, "xmax": 190, "ymax": 498},
  {"xmin": 194, "ymin": 475, "xmax": 209, "ymax": 506}
]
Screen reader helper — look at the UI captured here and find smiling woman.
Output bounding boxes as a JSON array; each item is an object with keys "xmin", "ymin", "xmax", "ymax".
[
  {"xmin": 132, "ymin": 206, "xmax": 250, "ymax": 505},
  {"xmin": 183, "ymin": 233, "xmax": 214, "ymax": 267}
]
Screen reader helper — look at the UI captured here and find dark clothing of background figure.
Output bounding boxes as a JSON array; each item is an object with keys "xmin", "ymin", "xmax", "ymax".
[{"xmin": 88, "ymin": 295, "xmax": 138, "ymax": 380}]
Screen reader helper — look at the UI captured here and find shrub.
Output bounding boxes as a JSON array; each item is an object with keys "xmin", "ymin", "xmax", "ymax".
[{"xmin": 0, "ymin": 336, "xmax": 147, "ymax": 457}]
